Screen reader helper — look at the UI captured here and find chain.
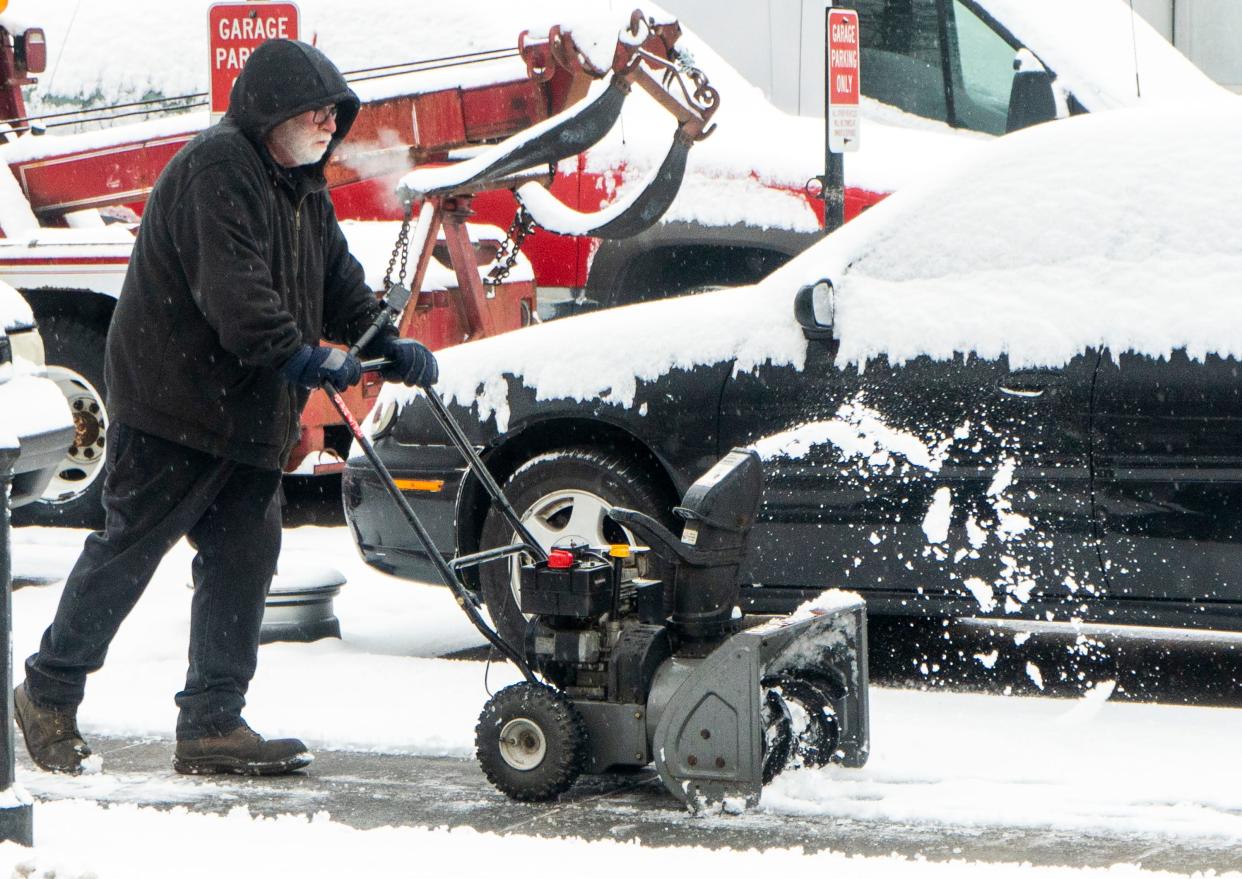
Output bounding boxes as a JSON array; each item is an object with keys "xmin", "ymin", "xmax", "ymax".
[
  {"xmin": 382, "ymin": 203, "xmax": 414, "ymax": 291},
  {"xmin": 484, "ymin": 204, "xmax": 538, "ymax": 288}
]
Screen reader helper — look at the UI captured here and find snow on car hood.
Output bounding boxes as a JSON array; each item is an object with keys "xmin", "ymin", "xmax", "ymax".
[
  {"xmin": 414, "ymin": 280, "xmax": 807, "ymax": 432},
  {"xmin": 385, "ymin": 103, "xmax": 1242, "ymax": 429},
  {"xmin": 775, "ymin": 102, "xmax": 1242, "ymax": 370}
]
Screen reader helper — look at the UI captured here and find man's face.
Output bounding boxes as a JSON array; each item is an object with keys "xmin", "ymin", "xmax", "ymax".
[{"xmin": 264, "ymin": 105, "xmax": 337, "ymax": 168}]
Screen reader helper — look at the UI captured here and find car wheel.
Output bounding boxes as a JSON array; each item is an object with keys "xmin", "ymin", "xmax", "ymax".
[
  {"xmin": 12, "ymin": 314, "xmax": 109, "ymax": 529},
  {"xmin": 478, "ymin": 447, "xmax": 674, "ymax": 650}
]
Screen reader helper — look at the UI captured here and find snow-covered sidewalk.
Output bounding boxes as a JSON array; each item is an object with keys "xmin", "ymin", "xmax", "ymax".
[
  {"xmin": 1, "ymin": 800, "xmax": 1227, "ymax": 879},
  {"xmin": 6, "ymin": 525, "xmax": 1242, "ymax": 877}
]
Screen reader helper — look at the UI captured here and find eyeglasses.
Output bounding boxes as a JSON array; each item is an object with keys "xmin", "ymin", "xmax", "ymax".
[{"xmin": 311, "ymin": 105, "xmax": 338, "ymax": 126}]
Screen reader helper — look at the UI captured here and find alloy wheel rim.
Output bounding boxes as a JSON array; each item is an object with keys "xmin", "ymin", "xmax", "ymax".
[{"xmin": 505, "ymin": 488, "xmax": 643, "ymax": 618}]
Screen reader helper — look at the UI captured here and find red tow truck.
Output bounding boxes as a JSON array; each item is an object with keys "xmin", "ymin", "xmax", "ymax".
[{"xmin": 0, "ymin": 12, "xmax": 737, "ymax": 527}]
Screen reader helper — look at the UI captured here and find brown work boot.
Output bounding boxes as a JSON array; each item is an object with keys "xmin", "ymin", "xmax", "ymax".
[
  {"xmin": 173, "ymin": 722, "xmax": 312, "ymax": 776},
  {"xmin": 13, "ymin": 682, "xmax": 93, "ymax": 774}
]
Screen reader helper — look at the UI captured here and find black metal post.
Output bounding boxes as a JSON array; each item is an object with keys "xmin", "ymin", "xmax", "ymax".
[
  {"xmin": 0, "ymin": 448, "xmax": 33, "ymax": 845},
  {"xmin": 824, "ymin": 3, "xmax": 845, "ymax": 235}
]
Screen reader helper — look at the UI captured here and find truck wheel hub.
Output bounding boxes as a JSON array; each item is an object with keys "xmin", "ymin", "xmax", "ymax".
[{"xmin": 70, "ymin": 399, "xmax": 104, "ymax": 457}]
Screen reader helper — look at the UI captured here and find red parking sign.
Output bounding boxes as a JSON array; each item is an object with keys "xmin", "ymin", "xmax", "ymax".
[
  {"xmin": 208, "ymin": 2, "xmax": 300, "ymax": 119},
  {"xmin": 826, "ymin": 8, "xmax": 860, "ymax": 152}
]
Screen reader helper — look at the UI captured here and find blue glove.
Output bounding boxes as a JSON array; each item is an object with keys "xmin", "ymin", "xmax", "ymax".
[
  {"xmin": 380, "ymin": 337, "xmax": 438, "ymax": 388},
  {"xmin": 280, "ymin": 345, "xmax": 362, "ymax": 390}
]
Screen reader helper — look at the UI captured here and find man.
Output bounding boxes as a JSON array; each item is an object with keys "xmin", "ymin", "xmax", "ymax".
[{"xmin": 13, "ymin": 39, "xmax": 437, "ymax": 776}]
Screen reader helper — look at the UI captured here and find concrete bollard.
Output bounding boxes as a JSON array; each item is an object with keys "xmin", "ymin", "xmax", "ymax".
[{"xmin": 0, "ymin": 446, "xmax": 33, "ymax": 845}]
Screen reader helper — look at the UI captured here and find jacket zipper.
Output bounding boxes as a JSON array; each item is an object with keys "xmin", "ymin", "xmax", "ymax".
[
  {"xmin": 293, "ymin": 191, "xmax": 308, "ymax": 282},
  {"xmin": 283, "ymin": 190, "xmax": 313, "ymax": 458}
]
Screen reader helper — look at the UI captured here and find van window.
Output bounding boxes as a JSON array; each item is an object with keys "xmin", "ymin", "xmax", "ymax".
[
  {"xmin": 945, "ymin": 0, "xmax": 1017, "ymax": 134},
  {"xmin": 856, "ymin": 0, "xmax": 948, "ymax": 123},
  {"xmin": 856, "ymin": 0, "xmax": 1019, "ymax": 135}
]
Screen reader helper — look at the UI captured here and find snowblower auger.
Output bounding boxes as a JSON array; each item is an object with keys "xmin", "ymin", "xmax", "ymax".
[{"xmin": 597, "ymin": 450, "xmax": 869, "ymax": 810}]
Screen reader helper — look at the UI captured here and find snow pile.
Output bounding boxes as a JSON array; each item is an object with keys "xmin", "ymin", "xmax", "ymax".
[
  {"xmin": 0, "ymin": 373, "xmax": 74, "ymax": 450},
  {"xmin": 764, "ymin": 687, "xmax": 1242, "ymax": 842},
  {"xmin": 0, "ymin": 280, "xmax": 33, "ymax": 329},
  {"xmin": 0, "ymin": 283, "xmax": 72, "ymax": 450}
]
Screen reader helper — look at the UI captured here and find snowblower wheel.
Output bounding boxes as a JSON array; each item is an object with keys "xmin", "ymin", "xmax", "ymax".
[
  {"xmin": 475, "ymin": 682, "xmax": 587, "ymax": 801},
  {"xmin": 760, "ymin": 673, "xmax": 842, "ymax": 780}
]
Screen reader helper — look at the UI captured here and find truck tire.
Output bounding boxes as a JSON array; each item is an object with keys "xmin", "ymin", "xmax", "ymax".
[
  {"xmin": 478, "ymin": 447, "xmax": 674, "ymax": 651},
  {"xmin": 13, "ymin": 314, "xmax": 110, "ymax": 529}
]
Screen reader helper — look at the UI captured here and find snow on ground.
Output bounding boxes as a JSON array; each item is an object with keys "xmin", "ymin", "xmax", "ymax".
[
  {"xmin": 8, "ymin": 524, "xmax": 1242, "ymax": 874},
  {"xmin": 0, "ymin": 801, "xmax": 1222, "ymax": 879},
  {"xmin": 10, "ymin": 525, "xmax": 499, "ymax": 754}
]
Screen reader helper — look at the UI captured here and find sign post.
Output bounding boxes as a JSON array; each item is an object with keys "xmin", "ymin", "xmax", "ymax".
[
  {"xmin": 208, "ymin": 1, "xmax": 301, "ymax": 122},
  {"xmin": 0, "ymin": 445, "xmax": 32, "ymax": 846},
  {"xmin": 823, "ymin": 5, "xmax": 860, "ymax": 234}
]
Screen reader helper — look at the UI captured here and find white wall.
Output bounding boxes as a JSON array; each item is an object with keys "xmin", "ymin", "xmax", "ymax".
[
  {"xmin": 1133, "ymin": 0, "xmax": 1242, "ymax": 92},
  {"xmin": 662, "ymin": 0, "xmax": 1242, "ymax": 115}
]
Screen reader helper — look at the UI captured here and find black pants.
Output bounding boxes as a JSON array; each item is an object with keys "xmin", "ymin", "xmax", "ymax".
[{"xmin": 24, "ymin": 423, "xmax": 283, "ymax": 740}]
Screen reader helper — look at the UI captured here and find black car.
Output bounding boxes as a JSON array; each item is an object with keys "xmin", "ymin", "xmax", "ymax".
[{"xmin": 344, "ymin": 105, "xmax": 1242, "ymax": 647}]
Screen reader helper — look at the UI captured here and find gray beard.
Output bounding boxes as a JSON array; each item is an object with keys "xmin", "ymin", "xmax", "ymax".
[
  {"xmin": 290, "ymin": 140, "xmax": 329, "ymax": 167},
  {"xmin": 269, "ymin": 128, "xmax": 329, "ymax": 167}
]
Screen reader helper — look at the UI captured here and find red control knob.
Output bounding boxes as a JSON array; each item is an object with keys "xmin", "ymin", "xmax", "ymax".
[{"xmin": 547, "ymin": 548, "xmax": 575, "ymax": 569}]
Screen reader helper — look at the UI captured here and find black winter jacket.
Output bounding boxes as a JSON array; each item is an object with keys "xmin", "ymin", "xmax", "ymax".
[{"xmin": 105, "ymin": 39, "xmax": 381, "ymax": 469}]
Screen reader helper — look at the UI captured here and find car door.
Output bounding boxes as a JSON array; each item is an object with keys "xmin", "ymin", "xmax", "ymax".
[
  {"xmin": 1092, "ymin": 350, "xmax": 1242, "ymax": 610},
  {"xmin": 719, "ymin": 335, "xmax": 1101, "ymax": 618}
]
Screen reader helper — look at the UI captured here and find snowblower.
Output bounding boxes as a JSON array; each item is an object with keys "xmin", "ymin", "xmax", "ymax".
[
  {"xmin": 323, "ymin": 10, "xmax": 869, "ymax": 810},
  {"xmin": 328, "ymin": 281, "xmax": 869, "ymax": 810}
]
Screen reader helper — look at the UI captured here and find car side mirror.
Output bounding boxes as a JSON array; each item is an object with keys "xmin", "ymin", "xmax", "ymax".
[
  {"xmin": 1006, "ymin": 49, "xmax": 1057, "ymax": 133},
  {"xmin": 794, "ymin": 281, "xmax": 835, "ymax": 342}
]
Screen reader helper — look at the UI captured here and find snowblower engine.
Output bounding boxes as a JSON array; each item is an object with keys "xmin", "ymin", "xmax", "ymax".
[{"xmin": 475, "ymin": 448, "xmax": 869, "ymax": 810}]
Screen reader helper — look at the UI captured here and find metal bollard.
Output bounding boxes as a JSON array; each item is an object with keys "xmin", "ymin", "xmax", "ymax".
[{"xmin": 0, "ymin": 448, "xmax": 33, "ymax": 845}]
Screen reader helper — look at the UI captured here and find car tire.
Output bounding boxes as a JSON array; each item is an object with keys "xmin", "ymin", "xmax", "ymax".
[
  {"xmin": 12, "ymin": 314, "xmax": 109, "ymax": 529},
  {"xmin": 478, "ymin": 447, "xmax": 674, "ymax": 651}
]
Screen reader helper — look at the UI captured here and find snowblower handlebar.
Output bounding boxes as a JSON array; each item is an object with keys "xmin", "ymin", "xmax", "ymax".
[{"xmin": 347, "ymin": 282, "xmax": 413, "ymax": 360}]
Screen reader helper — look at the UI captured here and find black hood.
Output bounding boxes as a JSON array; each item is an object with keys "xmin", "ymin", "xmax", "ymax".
[{"xmin": 225, "ymin": 39, "xmax": 359, "ymax": 163}]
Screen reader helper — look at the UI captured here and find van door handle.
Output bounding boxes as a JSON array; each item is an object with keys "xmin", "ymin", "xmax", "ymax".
[{"xmin": 998, "ymin": 369, "xmax": 1063, "ymax": 398}]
